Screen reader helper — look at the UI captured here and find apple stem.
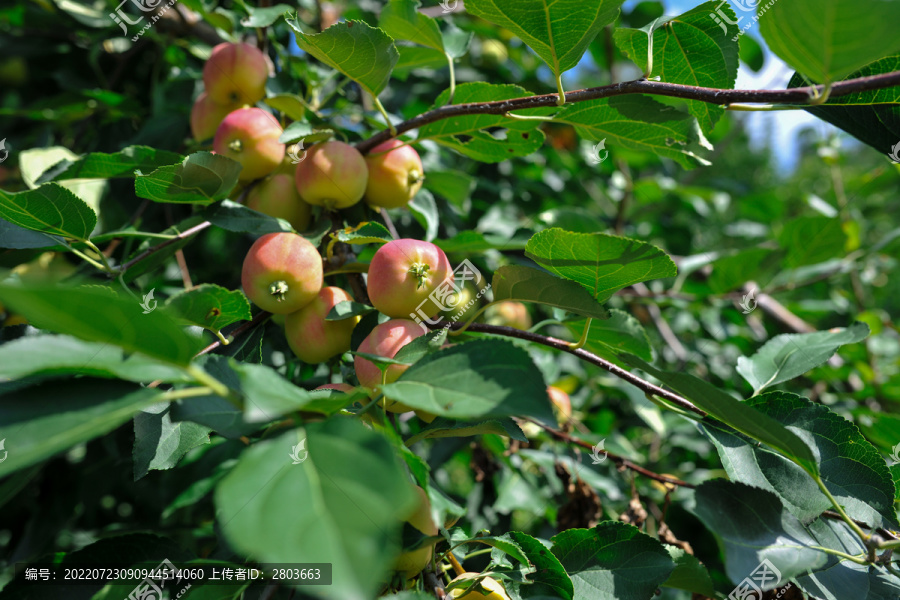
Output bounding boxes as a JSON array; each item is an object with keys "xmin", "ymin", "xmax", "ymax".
[
  {"xmin": 228, "ymin": 139, "xmax": 243, "ymax": 153},
  {"xmin": 269, "ymin": 280, "xmax": 289, "ymax": 301},
  {"xmin": 447, "ymin": 552, "xmax": 465, "ymax": 577},
  {"xmin": 408, "ymin": 263, "xmax": 431, "ymax": 289}
]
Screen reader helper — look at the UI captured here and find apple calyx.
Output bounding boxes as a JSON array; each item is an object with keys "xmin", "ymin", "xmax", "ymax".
[
  {"xmin": 228, "ymin": 139, "xmax": 243, "ymax": 153},
  {"xmin": 408, "ymin": 169, "xmax": 424, "ymax": 186},
  {"xmin": 269, "ymin": 280, "xmax": 289, "ymax": 301},
  {"xmin": 408, "ymin": 263, "xmax": 431, "ymax": 289}
]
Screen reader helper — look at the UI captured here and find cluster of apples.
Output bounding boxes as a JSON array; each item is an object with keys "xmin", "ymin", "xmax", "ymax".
[
  {"xmin": 191, "ymin": 41, "xmax": 425, "ymax": 233},
  {"xmin": 241, "ymin": 234, "xmax": 455, "ymax": 400}
]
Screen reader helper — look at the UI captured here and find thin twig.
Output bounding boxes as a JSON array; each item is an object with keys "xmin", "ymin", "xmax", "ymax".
[
  {"xmin": 118, "ymin": 221, "xmax": 211, "ymax": 274},
  {"xmin": 196, "ymin": 310, "xmax": 272, "ymax": 357},
  {"xmin": 356, "ymin": 71, "xmax": 900, "ymax": 153},
  {"xmin": 522, "ymin": 417, "xmax": 695, "ymax": 488},
  {"xmin": 431, "ymin": 321, "xmax": 704, "ymax": 416}
]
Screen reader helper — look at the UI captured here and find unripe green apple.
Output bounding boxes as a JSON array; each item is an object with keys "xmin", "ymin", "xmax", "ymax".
[
  {"xmin": 394, "ymin": 485, "xmax": 438, "ymax": 578},
  {"xmin": 448, "ymin": 573, "xmax": 511, "ymax": 600},
  {"xmin": 285, "ymin": 286, "xmax": 360, "ymax": 364},
  {"xmin": 246, "ymin": 172, "xmax": 312, "ymax": 232},
  {"xmin": 485, "ymin": 301, "xmax": 532, "ymax": 330},
  {"xmin": 363, "ymin": 139, "xmax": 424, "ymax": 209},
  {"xmin": 354, "ymin": 318, "xmax": 424, "ymax": 413},
  {"xmin": 203, "ymin": 42, "xmax": 269, "ymax": 106},
  {"xmin": 547, "ymin": 385, "xmax": 572, "ymax": 423},
  {"xmin": 241, "ymin": 232, "xmax": 323, "ymax": 314},
  {"xmin": 214, "ymin": 107, "xmax": 285, "ymax": 182},
  {"xmin": 190, "ymin": 92, "xmax": 239, "ymax": 142},
  {"xmin": 440, "ymin": 283, "xmax": 480, "ymax": 324},
  {"xmin": 367, "ymin": 239, "xmax": 453, "ymax": 320},
  {"xmin": 294, "ymin": 141, "xmax": 368, "ymax": 210}
]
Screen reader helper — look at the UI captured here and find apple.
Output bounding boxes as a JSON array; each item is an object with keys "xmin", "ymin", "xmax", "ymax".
[
  {"xmin": 241, "ymin": 232, "xmax": 323, "ymax": 314},
  {"xmin": 447, "ymin": 573, "xmax": 511, "ymax": 600},
  {"xmin": 190, "ymin": 92, "xmax": 239, "ymax": 142},
  {"xmin": 547, "ymin": 386, "xmax": 572, "ymax": 423},
  {"xmin": 294, "ymin": 141, "xmax": 368, "ymax": 210},
  {"xmin": 394, "ymin": 485, "xmax": 438, "ymax": 578},
  {"xmin": 485, "ymin": 301, "xmax": 532, "ymax": 330},
  {"xmin": 203, "ymin": 42, "xmax": 270, "ymax": 106},
  {"xmin": 246, "ymin": 172, "xmax": 312, "ymax": 232},
  {"xmin": 285, "ymin": 286, "xmax": 361, "ymax": 364},
  {"xmin": 363, "ymin": 139, "xmax": 424, "ymax": 209},
  {"xmin": 440, "ymin": 282, "xmax": 480, "ymax": 324},
  {"xmin": 367, "ymin": 239, "xmax": 453, "ymax": 320},
  {"xmin": 354, "ymin": 319, "xmax": 424, "ymax": 413},
  {"xmin": 213, "ymin": 107, "xmax": 285, "ymax": 182}
]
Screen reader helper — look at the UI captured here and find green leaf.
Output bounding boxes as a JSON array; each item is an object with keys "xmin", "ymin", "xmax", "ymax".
[
  {"xmin": 797, "ymin": 517, "xmax": 900, "ymax": 600},
  {"xmin": 614, "ymin": 1, "xmax": 739, "ymax": 133},
  {"xmin": 736, "ymin": 322, "xmax": 869, "ymax": 393},
  {"xmin": 0, "ymin": 379, "xmax": 161, "ymax": 477},
  {"xmin": 133, "ymin": 403, "xmax": 210, "ymax": 480},
  {"xmin": 424, "ymin": 170, "xmax": 476, "ymax": 207},
  {"xmin": 166, "ymin": 284, "xmax": 252, "ymax": 337},
  {"xmin": 408, "ymin": 416, "xmax": 527, "ymax": 443},
  {"xmin": 287, "ymin": 19, "xmax": 399, "ymax": 98},
  {"xmin": 787, "ymin": 56, "xmax": 900, "ymax": 156},
  {"xmin": 226, "ymin": 360, "xmax": 321, "ymax": 423},
  {"xmin": 739, "ymin": 33, "xmax": 765, "ymax": 72},
  {"xmin": 333, "ymin": 220, "xmax": 394, "ymax": 244},
  {"xmin": 759, "ymin": 0, "xmax": 900, "ymax": 82},
  {"xmin": 491, "ymin": 265, "xmax": 610, "ymax": 320},
  {"xmin": 326, "ymin": 300, "xmax": 375, "ymax": 321},
  {"xmin": 0, "ymin": 334, "xmax": 192, "ymax": 384},
  {"xmin": 240, "ymin": 3, "xmax": 291, "ymax": 27},
  {"xmin": 0, "ymin": 183, "xmax": 96, "ymax": 241},
  {"xmin": 691, "ymin": 480, "xmax": 828, "ymax": 586},
  {"xmin": 506, "ymin": 530, "xmax": 574, "ymax": 600},
  {"xmin": 779, "ymin": 216, "xmax": 847, "ymax": 268},
  {"xmin": 0, "ymin": 281, "xmax": 204, "ymax": 366},
  {"xmin": 466, "ymin": 0, "xmax": 623, "ymax": 77},
  {"xmin": 708, "ymin": 247, "xmax": 781, "ymax": 293},
  {"xmin": 380, "ymin": 339, "xmax": 556, "ymax": 423},
  {"xmin": 704, "ymin": 392, "xmax": 897, "ymax": 529},
  {"xmin": 0, "ymin": 218, "xmax": 68, "ymax": 250},
  {"xmin": 380, "ymin": 0, "xmax": 444, "ymax": 52},
  {"xmin": 169, "ymin": 395, "xmax": 260, "ymax": 440},
  {"xmin": 393, "ymin": 46, "xmax": 449, "ymax": 79},
  {"xmin": 203, "ymin": 199, "xmax": 295, "ymax": 235},
  {"xmin": 263, "ymin": 94, "xmax": 308, "ymax": 122},
  {"xmin": 620, "ymin": 355, "xmax": 819, "ymax": 476},
  {"xmin": 417, "ymin": 82, "xmax": 553, "ymax": 162},
  {"xmin": 525, "ymin": 228, "xmax": 677, "ymax": 303},
  {"xmin": 434, "ymin": 230, "xmax": 530, "ymax": 254},
  {"xmin": 662, "ymin": 546, "xmax": 715, "ymax": 596},
  {"xmin": 408, "ymin": 188, "xmax": 439, "ymax": 242},
  {"xmin": 215, "ymin": 419, "xmax": 417, "ymax": 600},
  {"xmin": 135, "ymin": 151, "xmax": 241, "ymax": 205},
  {"xmin": 565, "ymin": 309, "xmax": 652, "ymax": 362},
  {"xmin": 553, "ymin": 95, "xmax": 711, "ymax": 168},
  {"xmin": 35, "ymin": 145, "xmax": 183, "ymax": 183},
  {"xmin": 551, "ymin": 522, "xmax": 675, "ymax": 600},
  {"xmin": 277, "ymin": 121, "xmax": 333, "ymax": 144}
]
